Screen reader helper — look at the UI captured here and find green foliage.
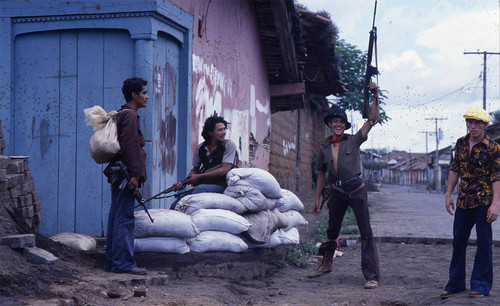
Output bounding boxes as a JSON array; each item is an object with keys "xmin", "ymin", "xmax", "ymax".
[
  {"xmin": 363, "ymin": 161, "xmax": 388, "ymax": 171},
  {"xmin": 335, "ymin": 39, "xmax": 389, "ymax": 123}
]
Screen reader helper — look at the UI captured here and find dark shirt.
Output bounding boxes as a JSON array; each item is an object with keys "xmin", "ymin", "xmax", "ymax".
[
  {"xmin": 116, "ymin": 104, "xmax": 147, "ymax": 182},
  {"xmin": 450, "ymin": 133, "xmax": 500, "ymax": 209},
  {"xmin": 191, "ymin": 139, "xmax": 236, "ymax": 186},
  {"xmin": 317, "ymin": 130, "xmax": 367, "ymax": 182}
]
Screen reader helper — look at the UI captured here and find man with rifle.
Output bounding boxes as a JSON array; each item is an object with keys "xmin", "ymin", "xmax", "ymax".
[
  {"xmin": 103, "ymin": 77, "xmax": 148, "ymax": 275},
  {"xmin": 171, "ymin": 114, "xmax": 237, "ymax": 208},
  {"xmin": 308, "ymin": 82, "xmax": 381, "ymax": 290}
]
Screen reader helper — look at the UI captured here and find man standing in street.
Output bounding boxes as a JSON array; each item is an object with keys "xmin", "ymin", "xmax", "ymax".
[
  {"xmin": 441, "ymin": 107, "xmax": 500, "ymax": 299},
  {"xmin": 171, "ymin": 114, "xmax": 237, "ymax": 208},
  {"xmin": 104, "ymin": 77, "xmax": 148, "ymax": 275},
  {"xmin": 308, "ymin": 82, "xmax": 381, "ymax": 290}
]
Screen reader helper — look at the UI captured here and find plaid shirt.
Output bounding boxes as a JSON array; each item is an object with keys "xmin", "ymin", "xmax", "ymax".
[{"xmin": 450, "ymin": 134, "xmax": 500, "ymax": 209}]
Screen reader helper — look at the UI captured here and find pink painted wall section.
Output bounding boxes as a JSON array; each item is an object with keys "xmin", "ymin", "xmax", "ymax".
[{"xmin": 169, "ymin": 0, "xmax": 271, "ymax": 169}]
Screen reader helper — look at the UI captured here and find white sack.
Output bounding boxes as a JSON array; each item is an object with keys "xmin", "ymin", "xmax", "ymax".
[
  {"xmin": 191, "ymin": 209, "xmax": 251, "ymax": 234},
  {"xmin": 188, "ymin": 231, "xmax": 248, "ymax": 253},
  {"xmin": 50, "ymin": 232, "xmax": 96, "ymax": 251},
  {"xmin": 223, "ymin": 185, "xmax": 268, "ymax": 212},
  {"xmin": 134, "ymin": 237, "xmax": 190, "ymax": 254},
  {"xmin": 283, "ymin": 210, "xmax": 308, "ymax": 231},
  {"xmin": 248, "ymin": 228, "xmax": 300, "ymax": 248},
  {"xmin": 84, "ymin": 106, "xmax": 120, "ymax": 164},
  {"xmin": 175, "ymin": 193, "xmax": 247, "ymax": 215},
  {"xmin": 135, "ymin": 209, "xmax": 199, "ymax": 238},
  {"xmin": 276, "ymin": 189, "xmax": 304, "ymax": 212},
  {"xmin": 226, "ymin": 168, "xmax": 282, "ymax": 199},
  {"xmin": 241, "ymin": 209, "xmax": 288, "ymax": 244}
]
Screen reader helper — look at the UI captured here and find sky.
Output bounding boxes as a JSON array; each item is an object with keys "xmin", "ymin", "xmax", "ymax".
[{"xmin": 299, "ymin": 0, "xmax": 500, "ymax": 153}]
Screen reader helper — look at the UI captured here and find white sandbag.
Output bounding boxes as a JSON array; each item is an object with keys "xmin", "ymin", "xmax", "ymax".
[
  {"xmin": 191, "ymin": 209, "xmax": 251, "ymax": 234},
  {"xmin": 135, "ymin": 209, "xmax": 199, "ymax": 238},
  {"xmin": 50, "ymin": 232, "xmax": 96, "ymax": 251},
  {"xmin": 226, "ymin": 168, "xmax": 282, "ymax": 199},
  {"xmin": 276, "ymin": 189, "xmax": 304, "ymax": 212},
  {"xmin": 188, "ymin": 231, "xmax": 248, "ymax": 253},
  {"xmin": 283, "ymin": 210, "xmax": 308, "ymax": 231},
  {"xmin": 223, "ymin": 185, "xmax": 268, "ymax": 212},
  {"xmin": 248, "ymin": 228, "xmax": 300, "ymax": 248},
  {"xmin": 84, "ymin": 106, "xmax": 120, "ymax": 164},
  {"xmin": 134, "ymin": 237, "xmax": 190, "ymax": 254},
  {"xmin": 241, "ymin": 209, "xmax": 288, "ymax": 244},
  {"xmin": 175, "ymin": 193, "xmax": 247, "ymax": 215}
]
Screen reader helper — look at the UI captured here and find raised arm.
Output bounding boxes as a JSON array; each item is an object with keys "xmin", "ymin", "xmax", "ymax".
[{"xmin": 360, "ymin": 82, "xmax": 380, "ymax": 139}]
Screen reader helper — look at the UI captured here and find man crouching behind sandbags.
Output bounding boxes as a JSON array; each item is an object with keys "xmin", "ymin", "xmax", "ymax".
[{"xmin": 170, "ymin": 114, "xmax": 237, "ymax": 209}]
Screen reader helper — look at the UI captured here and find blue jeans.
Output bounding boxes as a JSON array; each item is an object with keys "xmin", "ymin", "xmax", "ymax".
[
  {"xmin": 170, "ymin": 184, "xmax": 225, "ymax": 209},
  {"xmin": 104, "ymin": 182, "xmax": 136, "ymax": 272},
  {"xmin": 445, "ymin": 206, "xmax": 493, "ymax": 295}
]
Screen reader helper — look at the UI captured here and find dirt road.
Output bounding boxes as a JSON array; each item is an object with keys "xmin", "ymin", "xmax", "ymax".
[{"xmin": 3, "ymin": 185, "xmax": 500, "ymax": 305}]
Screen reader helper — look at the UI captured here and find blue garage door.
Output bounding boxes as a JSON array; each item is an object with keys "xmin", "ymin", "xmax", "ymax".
[{"xmin": 13, "ymin": 29, "xmax": 134, "ymax": 236}]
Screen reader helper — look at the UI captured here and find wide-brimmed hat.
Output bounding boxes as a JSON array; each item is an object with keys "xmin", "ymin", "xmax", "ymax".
[
  {"xmin": 323, "ymin": 108, "xmax": 351, "ymax": 130},
  {"xmin": 463, "ymin": 107, "xmax": 490, "ymax": 123}
]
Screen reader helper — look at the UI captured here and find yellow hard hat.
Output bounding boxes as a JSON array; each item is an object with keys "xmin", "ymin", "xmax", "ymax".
[{"xmin": 463, "ymin": 107, "xmax": 490, "ymax": 123}]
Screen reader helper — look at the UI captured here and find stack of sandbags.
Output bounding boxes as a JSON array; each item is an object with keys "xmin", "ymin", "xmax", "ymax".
[
  {"xmin": 133, "ymin": 209, "xmax": 198, "ymax": 254},
  {"xmin": 224, "ymin": 168, "xmax": 308, "ymax": 249},
  {"xmin": 175, "ymin": 193, "xmax": 251, "ymax": 252}
]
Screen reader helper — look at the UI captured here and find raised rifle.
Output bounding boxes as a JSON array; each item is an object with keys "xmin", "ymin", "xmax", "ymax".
[{"xmin": 362, "ymin": 0, "xmax": 379, "ymax": 119}]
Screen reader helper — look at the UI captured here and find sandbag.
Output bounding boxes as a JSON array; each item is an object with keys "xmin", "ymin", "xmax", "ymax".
[
  {"xmin": 175, "ymin": 193, "xmax": 247, "ymax": 215},
  {"xmin": 188, "ymin": 231, "xmax": 248, "ymax": 253},
  {"xmin": 226, "ymin": 168, "xmax": 282, "ymax": 199},
  {"xmin": 135, "ymin": 209, "xmax": 199, "ymax": 238},
  {"xmin": 241, "ymin": 209, "xmax": 288, "ymax": 244},
  {"xmin": 84, "ymin": 106, "xmax": 120, "ymax": 164},
  {"xmin": 248, "ymin": 228, "xmax": 300, "ymax": 249},
  {"xmin": 50, "ymin": 232, "xmax": 96, "ymax": 251},
  {"xmin": 223, "ymin": 185, "xmax": 268, "ymax": 212},
  {"xmin": 276, "ymin": 189, "xmax": 304, "ymax": 212},
  {"xmin": 283, "ymin": 210, "xmax": 308, "ymax": 231},
  {"xmin": 191, "ymin": 209, "xmax": 251, "ymax": 234},
  {"xmin": 134, "ymin": 237, "xmax": 190, "ymax": 254}
]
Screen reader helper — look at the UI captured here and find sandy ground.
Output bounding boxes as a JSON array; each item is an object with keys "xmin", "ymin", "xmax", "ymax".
[{"xmin": 2, "ymin": 186, "xmax": 500, "ymax": 305}]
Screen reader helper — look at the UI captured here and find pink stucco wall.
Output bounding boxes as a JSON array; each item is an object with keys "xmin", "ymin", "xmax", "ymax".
[{"xmin": 170, "ymin": 0, "xmax": 271, "ymax": 169}]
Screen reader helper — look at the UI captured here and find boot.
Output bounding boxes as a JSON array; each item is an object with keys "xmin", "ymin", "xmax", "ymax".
[{"xmin": 308, "ymin": 250, "xmax": 334, "ymax": 278}]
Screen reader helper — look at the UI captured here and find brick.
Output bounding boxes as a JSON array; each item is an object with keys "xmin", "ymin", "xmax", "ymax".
[
  {"xmin": 0, "ymin": 156, "xmax": 9, "ymax": 169},
  {"xmin": 1, "ymin": 234, "xmax": 35, "ymax": 248},
  {"xmin": 24, "ymin": 170, "xmax": 33, "ymax": 180},
  {"xmin": 33, "ymin": 211, "xmax": 43, "ymax": 224},
  {"xmin": 23, "ymin": 246, "xmax": 58, "ymax": 264},
  {"xmin": 21, "ymin": 179, "xmax": 34, "ymax": 194},
  {"xmin": 18, "ymin": 194, "xmax": 32, "ymax": 208},
  {"xmin": 23, "ymin": 205, "xmax": 34, "ymax": 218},
  {"xmin": 33, "ymin": 200, "xmax": 42, "ymax": 213},
  {"xmin": 8, "ymin": 185, "xmax": 21, "ymax": 199},
  {"xmin": 0, "ymin": 169, "xmax": 6, "ymax": 180},
  {"xmin": 6, "ymin": 174, "xmax": 24, "ymax": 188},
  {"xmin": 0, "ymin": 179, "xmax": 7, "ymax": 191},
  {"xmin": 0, "ymin": 190, "xmax": 10, "ymax": 204},
  {"xmin": 7, "ymin": 160, "xmax": 24, "ymax": 174},
  {"xmin": 32, "ymin": 190, "xmax": 39, "ymax": 202}
]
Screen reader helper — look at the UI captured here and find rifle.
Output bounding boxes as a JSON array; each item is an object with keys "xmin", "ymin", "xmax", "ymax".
[
  {"xmin": 362, "ymin": 0, "xmax": 379, "ymax": 119},
  {"xmin": 107, "ymin": 161, "xmax": 154, "ymax": 223}
]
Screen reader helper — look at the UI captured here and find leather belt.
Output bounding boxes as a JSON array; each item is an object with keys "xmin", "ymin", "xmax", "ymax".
[{"xmin": 332, "ymin": 175, "xmax": 360, "ymax": 187}]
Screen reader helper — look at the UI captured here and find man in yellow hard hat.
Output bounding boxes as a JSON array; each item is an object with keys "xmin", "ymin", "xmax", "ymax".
[{"xmin": 440, "ymin": 107, "xmax": 500, "ymax": 299}]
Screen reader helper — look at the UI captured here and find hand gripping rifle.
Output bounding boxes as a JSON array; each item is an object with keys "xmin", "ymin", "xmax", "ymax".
[
  {"xmin": 109, "ymin": 161, "xmax": 154, "ymax": 223},
  {"xmin": 362, "ymin": 0, "xmax": 379, "ymax": 119}
]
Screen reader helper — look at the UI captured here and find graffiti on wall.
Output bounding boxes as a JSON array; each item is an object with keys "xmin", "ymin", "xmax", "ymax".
[
  {"xmin": 283, "ymin": 139, "xmax": 296, "ymax": 156},
  {"xmin": 152, "ymin": 62, "xmax": 177, "ymax": 174}
]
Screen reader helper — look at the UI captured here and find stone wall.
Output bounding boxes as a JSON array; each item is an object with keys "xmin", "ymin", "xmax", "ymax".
[
  {"xmin": 0, "ymin": 121, "xmax": 42, "ymax": 232},
  {"xmin": 268, "ymin": 109, "xmax": 326, "ymax": 194}
]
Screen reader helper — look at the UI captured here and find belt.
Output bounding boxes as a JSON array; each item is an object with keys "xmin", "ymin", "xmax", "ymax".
[{"xmin": 331, "ymin": 175, "xmax": 360, "ymax": 187}]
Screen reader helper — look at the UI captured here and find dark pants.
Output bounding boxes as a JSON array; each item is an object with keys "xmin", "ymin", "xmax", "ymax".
[
  {"xmin": 445, "ymin": 206, "xmax": 492, "ymax": 295},
  {"xmin": 326, "ymin": 179, "xmax": 380, "ymax": 282},
  {"xmin": 104, "ymin": 181, "xmax": 136, "ymax": 272}
]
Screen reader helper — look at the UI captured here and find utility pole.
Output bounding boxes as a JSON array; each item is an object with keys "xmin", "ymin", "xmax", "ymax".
[
  {"xmin": 419, "ymin": 131, "xmax": 435, "ymax": 185},
  {"xmin": 425, "ymin": 117, "xmax": 447, "ymax": 191},
  {"xmin": 463, "ymin": 51, "xmax": 500, "ymax": 110}
]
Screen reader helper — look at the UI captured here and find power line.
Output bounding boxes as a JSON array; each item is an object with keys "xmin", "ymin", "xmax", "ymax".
[{"xmin": 464, "ymin": 50, "xmax": 500, "ymax": 110}]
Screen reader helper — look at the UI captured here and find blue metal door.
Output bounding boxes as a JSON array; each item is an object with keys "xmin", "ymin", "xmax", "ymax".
[{"xmin": 13, "ymin": 29, "xmax": 134, "ymax": 236}]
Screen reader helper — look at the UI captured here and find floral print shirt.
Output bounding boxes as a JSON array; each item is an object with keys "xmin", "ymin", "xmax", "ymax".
[{"xmin": 450, "ymin": 134, "xmax": 500, "ymax": 209}]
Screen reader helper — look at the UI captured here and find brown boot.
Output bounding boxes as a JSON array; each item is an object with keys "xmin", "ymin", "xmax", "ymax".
[{"xmin": 308, "ymin": 250, "xmax": 334, "ymax": 278}]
